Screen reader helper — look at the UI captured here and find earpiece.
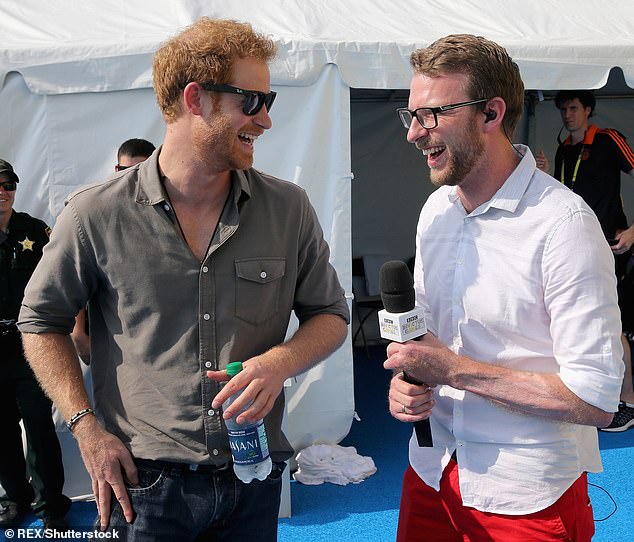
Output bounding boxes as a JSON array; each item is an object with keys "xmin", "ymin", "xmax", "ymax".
[{"xmin": 484, "ymin": 110, "xmax": 497, "ymax": 122}]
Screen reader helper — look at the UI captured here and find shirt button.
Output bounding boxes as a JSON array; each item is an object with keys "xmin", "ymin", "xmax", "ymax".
[
  {"xmin": 212, "ymin": 449, "xmax": 219, "ymax": 456},
  {"xmin": 163, "ymin": 203, "xmax": 171, "ymax": 211},
  {"xmin": 207, "ymin": 409, "xmax": 215, "ymax": 416},
  {"xmin": 202, "ymin": 266, "xmax": 209, "ymax": 273},
  {"xmin": 203, "ymin": 313, "xmax": 210, "ymax": 321},
  {"xmin": 260, "ymin": 271, "xmax": 267, "ymax": 279},
  {"xmin": 205, "ymin": 361, "xmax": 212, "ymax": 368}
]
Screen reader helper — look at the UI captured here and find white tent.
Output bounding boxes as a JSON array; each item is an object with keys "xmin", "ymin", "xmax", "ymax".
[{"xmin": 2, "ymin": 0, "xmax": 633, "ymax": 501}]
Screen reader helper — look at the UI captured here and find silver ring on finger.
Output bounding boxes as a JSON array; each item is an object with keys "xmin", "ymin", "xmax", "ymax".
[{"xmin": 400, "ymin": 403, "xmax": 406, "ymax": 414}]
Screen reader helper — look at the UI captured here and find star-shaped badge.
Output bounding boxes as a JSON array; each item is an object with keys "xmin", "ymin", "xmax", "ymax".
[{"xmin": 19, "ymin": 236, "xmax": 35, "ymax": 251}]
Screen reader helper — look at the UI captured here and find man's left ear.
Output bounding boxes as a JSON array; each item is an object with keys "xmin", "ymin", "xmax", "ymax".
[{"xmin": 482, "ymin": 98, "xmax": 506, "ymax": 130}]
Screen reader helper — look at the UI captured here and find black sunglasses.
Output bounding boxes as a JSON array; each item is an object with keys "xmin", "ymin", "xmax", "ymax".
[
  {"xmin": 0, "ymin": 181, "xmax": 17, "ymax": 191},
  {"xmin": 200, "ymin": 83, "xmax": 276, "ymax": 116}
]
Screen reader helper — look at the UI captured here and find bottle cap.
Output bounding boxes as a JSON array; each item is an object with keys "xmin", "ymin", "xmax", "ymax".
[{"xmin": 226, "ymin": 361, "xmax": 243, "ymax": 377}]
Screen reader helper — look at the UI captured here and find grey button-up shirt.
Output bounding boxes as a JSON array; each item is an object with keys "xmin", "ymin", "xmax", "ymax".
[{"xmin": 19, "ymin": 150, "xmax": 349, "ymax": 465}]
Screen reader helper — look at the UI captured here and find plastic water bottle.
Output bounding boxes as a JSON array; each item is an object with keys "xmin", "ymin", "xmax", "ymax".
[{"xmin": 223, "ymin": 361, "xmax": 272, "ymax": 483}]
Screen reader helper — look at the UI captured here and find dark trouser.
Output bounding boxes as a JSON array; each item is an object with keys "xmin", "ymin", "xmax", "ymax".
[
  {"xmin": 103, "ymin": 458, "xmax": 284, "ymax": 541},
  {"xmin": 0, "ymin": 336, "xmax": 71, "ymax": 519}
]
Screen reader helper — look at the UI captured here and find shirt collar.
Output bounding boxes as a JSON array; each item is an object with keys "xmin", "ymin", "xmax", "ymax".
[
  {"xmin": 135, "ymin": 147, "xmax": 252, "ymax": 207},
  {"xmin": 447, "ymin": 145, "xmax": 535, "ymax": 216},
  {"xmin": 562, "ymin": 124, "xmax": 599, "ymax": 146},
  {"xmin": 233, "ymin": 169, "xmax": 252, "ymax": 204},
  {"xmin": 135, "ymin": 147, "xmax": 165, "ymax": 206}
]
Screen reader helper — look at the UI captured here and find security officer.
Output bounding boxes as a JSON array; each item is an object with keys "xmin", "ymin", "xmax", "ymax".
[{"xmin": 0, "ymin": 159, "xmax": 71, "ymax": 529}]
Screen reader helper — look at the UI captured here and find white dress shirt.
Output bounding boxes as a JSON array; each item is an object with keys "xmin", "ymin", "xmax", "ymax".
[{"xmin": 410, "ymin": 146, "xmax": 624, "ymax": 514}]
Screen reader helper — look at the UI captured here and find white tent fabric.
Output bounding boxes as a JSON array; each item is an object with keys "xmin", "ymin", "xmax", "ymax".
[
  {"xmin": 3, "ymin": 0, "xmax": 634, "ymax": 93},
  {"xmin": 1, "ymin": 0, "xmax": 633, "ymax": 500}
]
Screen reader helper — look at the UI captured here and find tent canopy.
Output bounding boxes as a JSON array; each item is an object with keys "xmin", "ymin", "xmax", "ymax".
[{"xmin": 3, "ymin": 0, "xmax": 634, "ymax": 95}]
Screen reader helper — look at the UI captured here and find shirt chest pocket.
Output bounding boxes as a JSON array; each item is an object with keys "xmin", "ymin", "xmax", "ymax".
[{"xmin": 235, "ymin": 258, "xmax": 286, "ymax": 325}]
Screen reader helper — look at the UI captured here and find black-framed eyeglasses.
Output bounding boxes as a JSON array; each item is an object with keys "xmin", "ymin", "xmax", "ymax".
[
  {"xmin": 200, "ymin": 83, "xmax": 277, "ymax": 116},
  {"xmin": 397, "ymin": 99, "xmax": 487, "ymax": 129},
  {"xmin": 0, "ymin": 181, "xmax": 17, "ymax": 191}
]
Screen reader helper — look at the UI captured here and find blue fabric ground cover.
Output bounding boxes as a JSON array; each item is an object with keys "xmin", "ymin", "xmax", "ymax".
[{"xmin": 1, "ymin": 346, "xmax": 631, "ymax": 542}]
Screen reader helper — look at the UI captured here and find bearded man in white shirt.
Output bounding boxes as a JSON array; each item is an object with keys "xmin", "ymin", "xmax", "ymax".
[{"xmin": 387, "ymin": 34, "xmax": 623, "ymax": 542}]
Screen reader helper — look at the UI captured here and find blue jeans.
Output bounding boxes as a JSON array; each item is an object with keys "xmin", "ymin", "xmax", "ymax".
[{"xmin": 100, "ymin": 458, "xmax": 284, "ymax": 541}]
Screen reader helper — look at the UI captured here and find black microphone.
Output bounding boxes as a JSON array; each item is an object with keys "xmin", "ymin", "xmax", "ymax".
[{"xmin": 378, "ymin": 260, "xmax": 433, "ymax": 447}]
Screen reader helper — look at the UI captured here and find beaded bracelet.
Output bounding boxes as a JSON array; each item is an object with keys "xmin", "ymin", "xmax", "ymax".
[{"xmin": 66, "ymin": 408, "xmax": 95, "ymax": 432}]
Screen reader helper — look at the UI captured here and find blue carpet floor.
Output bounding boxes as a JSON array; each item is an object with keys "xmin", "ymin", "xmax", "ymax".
[
  {"xmin": 2, "ymin": 345, "xmax": 632, "ymax": 541},
  {"xmin": 279, "ymin": 345, "xmax": 634, "ymax": 541}
]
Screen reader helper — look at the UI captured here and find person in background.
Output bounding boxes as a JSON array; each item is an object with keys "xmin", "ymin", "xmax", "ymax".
[
  {"xmin": 538, "ymin": 90, "xmax": 634, "ymax": 432},
  {"xmin": 0, "ymin": 159, "xmax": 71, "ymax": 531},
  {"xmin": 71, "ymin": 138, "xmax": 156, "ymax": 362},
  {"xmin": 387, "ymin": 35, "xmax": 623, "ymax": 541},
  {"xmin": 18, "ymin": 17, "xmax": 348, "ymax": 541},
  {"xmin": 115, "ymin": 138, "xmax": 156, "ymax": 172}
]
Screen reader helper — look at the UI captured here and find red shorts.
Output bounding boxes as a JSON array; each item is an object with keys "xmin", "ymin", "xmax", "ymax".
[{"xmin": 397, "ymin": 461, "xmax": 594, "ymax": 542}]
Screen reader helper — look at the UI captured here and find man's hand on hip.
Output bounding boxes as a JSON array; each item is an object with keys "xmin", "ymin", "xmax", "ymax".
[{"xmin": 73, "ymin": 416, "xmax": 138, "ymax": 530}]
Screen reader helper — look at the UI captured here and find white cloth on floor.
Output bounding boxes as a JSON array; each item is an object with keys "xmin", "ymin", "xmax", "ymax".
[{"xmin": 293, "ymin": 444, "xmax": 377, "ymax": 485}]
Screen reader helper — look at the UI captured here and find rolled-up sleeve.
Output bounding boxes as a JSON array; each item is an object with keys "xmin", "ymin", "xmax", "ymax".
[
  {"xmin": 18, "ymin": 200, "xmax": 97, "ymax": 334},
  {"xmin": 544, "ymin": 207, "xmax": 624, "ymax": 412},
  {"xmin": 292, "ymin": 192, "xmax": 349, "ymax": 325}
]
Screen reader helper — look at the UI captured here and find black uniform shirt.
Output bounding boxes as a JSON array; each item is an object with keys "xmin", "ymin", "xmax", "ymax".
[
  {"xmin": 0, "ymin": 210, "xmax": 50, "ymax": 322},
  {"xmin": 554, "ymin": 124, "xmax": 634, "ymax": 238}
]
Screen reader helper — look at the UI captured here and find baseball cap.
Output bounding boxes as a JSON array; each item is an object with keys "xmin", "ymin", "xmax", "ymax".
[{"xmin": 0, "ymin": 159, "xmax": 19, "ymax": 183}]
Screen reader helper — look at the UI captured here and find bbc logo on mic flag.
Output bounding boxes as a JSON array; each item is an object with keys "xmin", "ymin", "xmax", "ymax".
[{"xmin": 378, "ymin": 307, "xmax": 427, "ymax": 342}]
